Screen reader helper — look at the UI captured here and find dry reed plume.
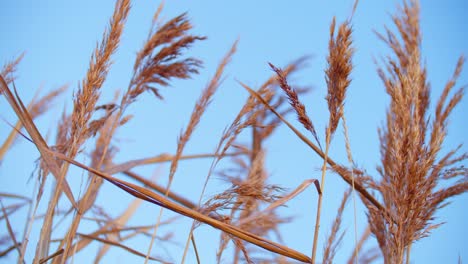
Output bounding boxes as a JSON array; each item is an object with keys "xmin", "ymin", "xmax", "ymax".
[
  {"xmin": 364, "ymin": 1, "xmax": 468, "ymax": 263},
  {"xmin": 0, "ymin": 0, "xmax": 466, "ymax": 263}
]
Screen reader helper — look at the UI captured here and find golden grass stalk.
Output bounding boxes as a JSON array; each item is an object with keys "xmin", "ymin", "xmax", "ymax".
[
  {"xmin": 106, "ymin": 151, "xmax": 244, "ymax": 175},
  {"xmin": 40, "ymin": 1, "xmax": 131, "ymax": 261},
  {"xmin": 69, "ymin": 0, "xmax": 130, "ymax": 150},
  {"xmin": 123, "ymin": 171, "xmax": 198, "ymax": 212},
  {"xmin": 312, "ymin": 16, "xmax": 354, "ymax": 262},
  {"xmin": 365, "ymin": 1, "xmax": 468, "ymax": 263},
  {"xmin": 226, "ymin": 67, "xmax": 302, "ymax": 262},
  {"xmin": 54, "ymin": 3, "xmax": 206, "ymax": 261},
  {"xmin": 56, "ymin": 104, "xmax": 118, "ymax": 261},
  {"xmin": 0, "ymin": 77, "xmax": 79, "ymax": 263},
  {"xmin": 169, "ymin": 39, "xmax": 238, "ymax": 182},
  {"xmin": 173, "ymin": 40, "xmax": 237, "ymax": 263},
  {"xmin": 91, "ymin": 4, "xmax": 205, "ymax": 188}
]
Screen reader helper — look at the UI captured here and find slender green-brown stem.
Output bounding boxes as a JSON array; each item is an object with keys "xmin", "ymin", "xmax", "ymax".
[{"xmin": 311, "ymin": 128, "xmax": 331, "ymax": 263}]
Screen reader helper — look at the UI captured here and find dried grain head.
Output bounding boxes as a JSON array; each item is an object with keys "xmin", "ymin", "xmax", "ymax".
[
  {"xmin": 367, "ymin": 1, "xmax": 467, "ymax": 262},
  {"xmin": 0, "ymin": 53, "xmax": 25, "ymax": 89},
  {"xmin": 126, "ymin": 12, "xmax": 205, "ymax": 105},
  {"xmin": 70, "ymin": 0, "xmax": 130, "ymax": 153},
  {"xmin": 269, "ymin": 62, "xmax": 321, "ymax": 147},
  {"xmin": 325, "ymin": 17, "xmax": 353, "ymax": 136}
]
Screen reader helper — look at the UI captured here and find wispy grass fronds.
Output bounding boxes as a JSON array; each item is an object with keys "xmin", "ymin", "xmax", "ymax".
[
  {"xmin": 70, "ymin": 0, "xmax": 130, "ymax": 149},
  {"xmin": 42, "ymin": 147, "xmax": 312, "ymax": 262},
  {"xmin": 126, "ymin": 12, "xmax": 206, "ymax": 104},
  {"xmin": 1, "ymin": 1, "xmax": 466, "ymax": 263},
  {"xmin": 269, "ymin": 62, "xmax": 320, "ymax": 148},
  {"xmin": 0, "ymin": 53, "xmax": 25, "ymax": 88},
  {"xmin": 93, "ymin": 196, "xmax": 144, "ymax": 262},
  {"xmin": 201, "ymin": 159, "xmax": 284, "ymax": 218},
  {"xmin": 325, "ymin": 17, "xmax": 353, "ymax": 136},
  {"xmin": 240, "ymin": 83, "xmax": 384, "ymax": 212},
  {"xmin": 154, "ymin": 40, "xmax": 237, "ymax": 262},
  {"xmin": 219, "ymin": 57, "xmax": 307, "ymax": 160},
  {"xmin": 211, "ymin": 61, "xmax": 309, "ymax": 262},
  {"xmin": 322, "ymin": 189, "xmax": 351, "ymax": 264},
  {"xmin": 169, "ymin": 40, "xmax": 237, "ymax": 180},
  {"xmin": 365, "ymin": 1, "xmax": 468, "ymax": 263},
  {"xmin": 347, "ymin": 226, "xmax": 372, "ymax": 264}
]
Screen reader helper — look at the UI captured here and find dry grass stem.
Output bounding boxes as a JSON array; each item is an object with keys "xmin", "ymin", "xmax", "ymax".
[
  {"xmin": 311, "ymin": 16, "xmax": 354, "ymax": 262},
  {"xmin": 0, "ymin": 77, "xmax": 77, "ymax": 206},
  {"xmin": 0, "ymin": 85, "xmax": 67, "ymax": 161},
  {"xmin": 45, "ymin": 1, "xmax": 131, "ymax": 260},
  {"xmin": 107, "ymin": 151, "xmax": 244, "ymax": 174},
  {"xmin": 0, "ymin": 200, "xmax": 21, "ymax": 259},
  {"xmin": 77, "ymin": 233, "xmax": 169, "ymax": 263},
  {"xmin": 341, "ymin": 114, "xmax": 360, "ymax": 263}
]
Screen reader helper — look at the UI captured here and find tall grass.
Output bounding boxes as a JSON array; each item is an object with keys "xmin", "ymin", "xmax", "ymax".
[{"xmin": 1, "ymin": 0, "xmax": 466, "ymax": 263}]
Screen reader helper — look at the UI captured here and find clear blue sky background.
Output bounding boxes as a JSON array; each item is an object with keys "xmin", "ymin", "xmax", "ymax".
[{"xmin": 1, "ymin": 0, "xmax": 467, "ymax": 263}]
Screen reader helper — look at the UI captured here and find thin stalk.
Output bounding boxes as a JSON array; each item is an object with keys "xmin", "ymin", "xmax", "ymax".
[
  {"xmin": 311, "ymin": 128, "xmax": 331, "ymax": 263},
  {"xmin": 0, "ymin": 120, "xmax": 22, "ymax": 161},
  {"xmin": 341, "ymin": 114, "xmax": 359, "ymax": 263},
  {"xmin": 191, "ymin": 235, "xmax": 201, "ymax": 264}
]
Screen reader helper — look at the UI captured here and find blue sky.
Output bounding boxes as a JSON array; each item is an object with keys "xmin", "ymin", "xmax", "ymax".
[{"xmin": 1, "ymin": 0, "xmax": 467, "ymax": 263}]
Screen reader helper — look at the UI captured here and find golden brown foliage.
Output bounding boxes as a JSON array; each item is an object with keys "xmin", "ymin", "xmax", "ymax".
[
  {"xmin": 0, "ymin": 1, "xmax": 466, "ymax": 264},
  {"xmin": 365, "ymin": 1, "xmax": 467, "ymax": 263}
]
